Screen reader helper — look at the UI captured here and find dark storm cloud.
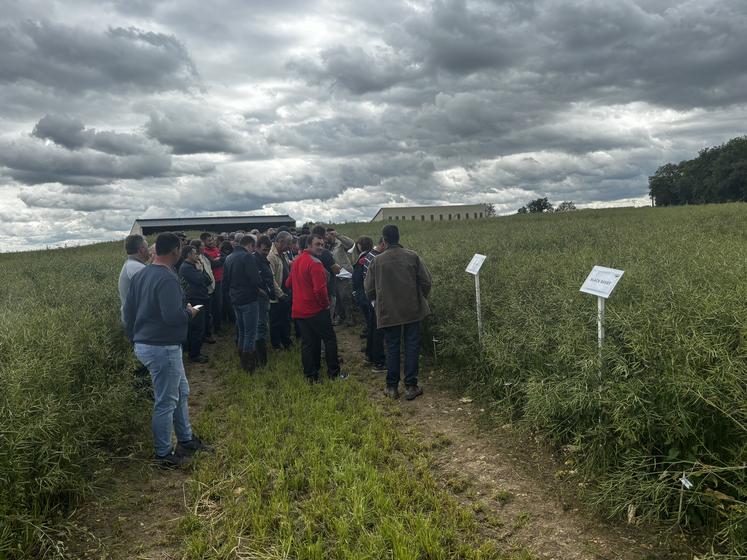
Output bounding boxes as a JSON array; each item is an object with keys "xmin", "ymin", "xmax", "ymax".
[
  {"xmin": 2, "ymin": 0, "xmax": 747, "ymax": 250},
  {"xmin": 32, "ymin": 114, "xmax": 161, "ymax": 156},
  {"xmin": 0, "ymin": 19, "xmax": 199, "ymax": 93},
  {"xmin": 0, "ymin": 138, "xmax": 171, "ymax": 185},
  {"xmin": 288, "ymin": 45, "xmax": 425, "ymax": 94},
  {"xmin": 144, "ymin": 106, "xmax": 266, "ymax": 155},
  {"xmin": 1, "ymin": 115, "xmax": 172, "ymax": 186}
]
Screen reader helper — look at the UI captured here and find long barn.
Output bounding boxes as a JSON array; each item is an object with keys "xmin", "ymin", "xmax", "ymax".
[
  {"xmin": 371, "ymin": 204, "xmax": 486, "ymax": 222},
  {"xmin": 129, "ymin": 215, "xmax": 296, "ymax": 236}
]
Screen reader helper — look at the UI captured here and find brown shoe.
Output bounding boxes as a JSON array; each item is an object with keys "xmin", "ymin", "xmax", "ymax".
[
  {"xmin": 404, "ymin": 385, "xmax": 423, "ymax": 401},
  {"xmin": 383, "ymin": 385, "xmax": 399, "ymax": 399}
]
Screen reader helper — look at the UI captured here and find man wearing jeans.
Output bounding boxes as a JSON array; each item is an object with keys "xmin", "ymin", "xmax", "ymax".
[
  {"xmin": 223, "ymin": 234, "xmax": 262, "ymax": 373},
  {"xmin": 123, "ymin": 233, "xmax": 211, "ymax": 468},
  {"xmin": 365, "ymin": 225, "xmax": 431, "ymax": 400}
]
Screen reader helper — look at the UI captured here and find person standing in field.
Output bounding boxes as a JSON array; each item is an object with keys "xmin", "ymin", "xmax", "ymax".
[
  {"xmin": 253, "ymin": 235, "xmax": 277, "ymax": 367},
  {"xmin": 200, "ymin": 232, "xmax": 225, "ymax": 335},
  {"xmin": 179, "ymin": 245, "xmax": 212, "ymax": 364},
  {"xmin": 365, "ymin": 224, "xmax": 431, "ymax": 400},
  {"xmin": 118, "ymin": 234, "xmax": 151, "ymax": 389},
  {"xmin": 325, "ymin": 227, "xmax": 355, "ymax": 326},
  {"xmin": 123, "ymin": 232, "xmax": 210, "ymax": 468},
  {"xmin": 219, "ymin": 240, "xmax": 235, "ymax": 324},
  {"xmin": 311, "ymin": 225, "xmax": 340, "ymax": 319},
  {"xmin": 189, "ymin": 239, "xmax": 216, "ymax": 344},
  {"xmin": 354, "ymin": 236, "xmax": 386, "ymax": 372},
  {"xmin": 118, "ymin": 234, "xmax": 149, "ymax": 325},
  {"xmin": 285, "ymin": 233, "xmax": 346, "ymax": 383},
  {"xmin": 352, "ymin": 236, "xmax": 374, "ymax": 338},
  {"xmin": 268, "ymin": 231, "xmax": 293, "ymax": 350},
  {"xmin": 223, "ymin": 234, "xmax": 262, "ymax": 373}
]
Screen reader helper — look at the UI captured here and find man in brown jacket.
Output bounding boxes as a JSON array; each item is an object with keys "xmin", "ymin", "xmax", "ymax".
[{"xmin": 364, "ymin": 224, "xmax": 431, "ymax": 400}]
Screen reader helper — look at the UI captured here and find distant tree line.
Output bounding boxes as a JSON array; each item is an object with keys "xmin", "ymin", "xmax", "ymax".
[
  {"xmin": 649, "ymin": 136, "xmax": 747, "ymax": 206},
  {"xmin": 517, "ymin": 198, "xmax": 576, "ymax": 214}
]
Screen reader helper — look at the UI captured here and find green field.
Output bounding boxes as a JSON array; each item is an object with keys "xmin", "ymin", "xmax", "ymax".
[
  {"xmin": 339, "ymin": 203, "xmax": 747, "ymax": 553},
  {"xmin": 0, "ymin": 203, "xmax": 745, "ymax": 557}
]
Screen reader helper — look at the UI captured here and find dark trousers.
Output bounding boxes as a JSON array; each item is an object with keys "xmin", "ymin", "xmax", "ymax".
[
  {"xmin": 210, "ymin": 282, "xmax": 223, "ymax": 333},
  {"xmin": 222, "ymin": 283, "xmax": 235, "ymax": 324},
  {"xmin": 187, "ymin": 298, "xmax": 209, "ymax": 359},
  {"xmin": 366, "ymin": 307, "xmax": 385, "ymax": 366},
  {"xmin": 383, "ymin": 321, "xmax": 421, "ymax": 388},
  {"xmin": 297, "ymin": 310, "xmax": 340, "ymax": 380},
  {"xmin": 270, "ymin": 297, "xmax": 292, "ymax": 349},
  {"xmin": 354, "ymin": 290, "xmax": 370, "ymax": 336}
]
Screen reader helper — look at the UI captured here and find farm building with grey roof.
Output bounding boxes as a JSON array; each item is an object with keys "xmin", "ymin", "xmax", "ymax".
[{"xmin": 130, "ymin": 215, "xmax": 296, "ymax": 236}]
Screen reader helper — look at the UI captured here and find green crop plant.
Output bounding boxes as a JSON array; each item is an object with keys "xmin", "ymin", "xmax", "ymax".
[
  {"xmin": 340, "ymin": 203, "xmax": 747, "ymax": 554},
  {"xmin": 0, "ymin": 243, "xmax": 146, "ymax": 558}
]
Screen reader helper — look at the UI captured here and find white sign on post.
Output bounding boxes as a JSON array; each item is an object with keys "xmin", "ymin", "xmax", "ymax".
[
  {"xmin": 466, "ymin": 254, "xmax": 486, "ymax": 275},
  {"xmin": 580, "ymin": 266, "xmax": 624, "ymax": 357},
  {"xmin": 580, "ymin": 266, "xmax": 624, "ymax": 299},
  {"xmin": 466, "ymin": 254, "xmax": 487, "ymax": 341}
]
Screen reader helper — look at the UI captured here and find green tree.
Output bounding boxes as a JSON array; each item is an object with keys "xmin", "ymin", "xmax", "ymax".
[
  {"xmin": 649, "ymin": 163, "xmax": 682, "ymax": 206},
  {"xmin": 555, "ymin": 201, "xmax": 577, "ymax": 212},
  {"xmin": 526, "ymin": 197, "xmax": 554, "ymax": 213},
  {"xmin": 649, "ymin": 136, "xmax": 747, "ymax": 206}
]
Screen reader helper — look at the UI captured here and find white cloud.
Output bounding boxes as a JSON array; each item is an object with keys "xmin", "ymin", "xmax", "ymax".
[{"xmin": 1, "ymin": 0, "xmax": 747, "ymax": 249}]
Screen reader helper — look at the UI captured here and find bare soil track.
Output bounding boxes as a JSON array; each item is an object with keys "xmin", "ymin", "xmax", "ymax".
[
  {"xmin": 68, "ymin": 349, "xmax": 220, "ymax": 560},
  {"xmin": 337, "ymin": 328, "xmax": 689, "ymax": 560},
  {"xmin": 67, "ymin": 327, "xmax": 690, "ymax": 559}
]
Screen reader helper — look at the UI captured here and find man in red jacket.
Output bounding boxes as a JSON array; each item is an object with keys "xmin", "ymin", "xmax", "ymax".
[
  {"xmin": 200, "ymin": 233, "xmax": 225, "ymax": 335},
  {"xmin": 286, "ymin": 234, "xmax": 345, "ymax": 382}
]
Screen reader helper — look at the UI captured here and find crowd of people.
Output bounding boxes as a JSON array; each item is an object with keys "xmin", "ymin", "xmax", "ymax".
[{"xmin": 119, "ymin": 223, "xmax": 432, "ymax": 468}]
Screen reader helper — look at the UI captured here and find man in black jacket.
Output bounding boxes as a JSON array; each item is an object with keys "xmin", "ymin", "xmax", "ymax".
[
  {"xmin": 223, "ymin": 235, "xmax": 262, "ymax": 372},
  {"xmin": 254, "ymin": 235, "xmax": 276, "ymax": 367},
  {"xmin": 179, "ymin": 245, "xmax": 212, "ymax": 363}
]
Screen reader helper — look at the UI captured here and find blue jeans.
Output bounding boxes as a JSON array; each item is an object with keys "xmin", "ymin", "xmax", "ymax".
[
  {"xmin": 383, "ymin": 321, "xmax": 421, "ymax": 388},
  {"xmin": 134, "ymin": 344, "xmax": 193, "ymax": 457},
  {"xmin": 235, "ymin": 301, "xmax": 259, "ymax": 352},
  {"xmin": 257, "ymin": 295, "xmax": 269, "ymax": 341}
]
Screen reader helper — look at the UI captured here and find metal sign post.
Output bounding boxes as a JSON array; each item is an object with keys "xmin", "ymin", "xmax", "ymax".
[
  {"xmin": 580, "ymin": 265, "xmax": 624, "ymax": 357},
  {"xmin": 597, "ymin": 296, "xmax": 605, "ymax": 352},
  {"xmin": 466, "ymin": 254, "xmax": 487, "ymax": 341}
]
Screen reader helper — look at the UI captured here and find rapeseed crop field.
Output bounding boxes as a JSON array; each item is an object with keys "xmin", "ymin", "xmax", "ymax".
[
  {"xmin": 341, "ymin": 203, "xmax": 747, "ymax": 554},
  {"xmin": 0, "ymin": 203, "xmax": 745, "ymax": 557}
]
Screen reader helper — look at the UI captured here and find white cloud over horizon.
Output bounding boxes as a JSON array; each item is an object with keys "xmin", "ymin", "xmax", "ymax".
[{"xmin": 1, "ymin": 0, "xmax": 746, "ymax": 250}]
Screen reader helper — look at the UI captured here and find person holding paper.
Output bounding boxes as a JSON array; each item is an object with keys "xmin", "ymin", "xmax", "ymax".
[
  {"xmin": 325, "ymin": 227, "xmax": 355, "ymax": 326},
  {"xmin": 179, "ymin": 244, "xmax": 212, "ymax": 364},
  {"xmin": 365, "ymin": 225, "xmax": 431, "ymax": 401},
  {"xmin": 123, "ymin": 233, "xmax": 210, "ymax": 469}
]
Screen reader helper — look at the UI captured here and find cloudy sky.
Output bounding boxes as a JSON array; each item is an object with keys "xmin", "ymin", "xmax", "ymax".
[{"xmin": 1, "ymin": 0, "xmax": 746, "ymax": 250}]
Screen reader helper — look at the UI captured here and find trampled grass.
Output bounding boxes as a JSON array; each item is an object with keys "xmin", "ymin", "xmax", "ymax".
[
  {"xmin": 339, "ymin": 203, "xmax": 747, "ymax": 554},
  {"xmin": 181, "ymin": 345, "xmax": 517, "ymax": 559}
]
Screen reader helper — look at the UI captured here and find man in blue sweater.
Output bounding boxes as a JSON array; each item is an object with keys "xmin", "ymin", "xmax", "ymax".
[{"xmin": 123, "ymin": 233, "xmax": 211, "ymax": 468}]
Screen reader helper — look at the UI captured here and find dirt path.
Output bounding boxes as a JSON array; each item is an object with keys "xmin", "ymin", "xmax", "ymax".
[
  {"xmin": 68, "ymin": 342, "xmax": 223, "ymax": 560},
  {"xmin": 337, "ymin": 327, "xmax": 689, "ymax": 560}
]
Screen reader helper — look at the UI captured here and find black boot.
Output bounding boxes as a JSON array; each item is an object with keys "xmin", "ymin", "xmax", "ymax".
[
  {"xmin": 240, "ymin": 351, "xmax": 257, "ymax": 374},
  {"xmin": 256, "ymin": 339, "xmax": 268, "ymax": 367}
]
